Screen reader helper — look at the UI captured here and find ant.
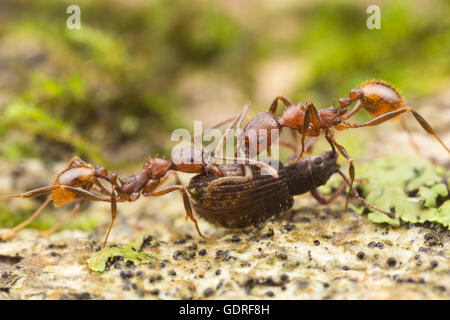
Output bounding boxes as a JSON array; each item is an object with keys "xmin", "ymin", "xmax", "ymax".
[
  {"xmin": 209, "ymin": 80, "xmax": 449, "ymax": 214},
  {"xmin": 0, "ymin": 146, "xmax": 276, "ymax": 267}
]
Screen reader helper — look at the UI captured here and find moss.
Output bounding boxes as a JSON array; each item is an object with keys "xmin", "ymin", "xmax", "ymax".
[
  {"xmin": 0, "ymin": 205, "xmax": 99, "ymax": 232},
  {"xmin": 1, "ymin": 100, "xmax": 105, "ymax": 165}
]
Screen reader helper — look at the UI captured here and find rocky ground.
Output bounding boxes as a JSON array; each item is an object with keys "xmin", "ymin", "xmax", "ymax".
[{"xmin": 0, "ymin": 194, "xmax": 448, "ymax": 300}]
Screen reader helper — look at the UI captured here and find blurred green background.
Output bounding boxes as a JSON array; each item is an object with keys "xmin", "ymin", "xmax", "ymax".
[{"xmin": 0, "ymin": 0, "xmax": 449, "ymax": 169}]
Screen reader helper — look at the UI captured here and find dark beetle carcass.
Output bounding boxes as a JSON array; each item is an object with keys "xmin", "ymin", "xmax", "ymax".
[{"xmin": 187, "ymin": 150, "xmax": 339, "ymax": 228}]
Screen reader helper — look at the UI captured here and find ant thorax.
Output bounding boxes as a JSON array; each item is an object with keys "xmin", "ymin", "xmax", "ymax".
[{"xmin": 278, "ymin": 104, "xmax": 306, "ymax": 130}]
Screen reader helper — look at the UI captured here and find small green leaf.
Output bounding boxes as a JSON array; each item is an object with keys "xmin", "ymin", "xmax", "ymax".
[{"xmin": 87, "ymin": 236, "xmax": 155, "ymax": 273}]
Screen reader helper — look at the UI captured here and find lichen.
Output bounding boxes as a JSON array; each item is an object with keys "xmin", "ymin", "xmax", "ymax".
[
  {"xmin": 87, "ymin": 236, "xmax": 156, "ymax": 273},
  {"xmin": 351, "ymin": 156, "xmax": 449, "ymax": 228}
]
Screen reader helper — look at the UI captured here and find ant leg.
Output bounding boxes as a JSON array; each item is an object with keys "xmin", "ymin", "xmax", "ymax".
[
  {"xmin": 341, "ymin": 100, "xmax": 363, "ymax": 121},
  {"xmin": 1, "ymin": 196, "xmax": 52, "ymax": 240},
  {"xmin": 207, "ymin": 164, "xmax": 253, "ymax": 193},
  {"xmin": 336, "ymin": 169, "xmax": 395, "ymax": 219},
  {"xmin": 268, "ymin": 96, "xmax": 294, "ymax": 114},
  {"xmin": 291, "ymin": 102, "xmax": 321, "ymax": 163},
  {"xmin": 286, "ymin": 137, "xmax": 318, "ymax": 163},
  {"xmin": 0, "ymin": 185, "xmax": 60, "ymax": 200},
  {"xmin": 165, "ymin": 170, "xmax": 183, "ymax": 185},
  {"xmin": 93, "ymin": 178, "xmax": 113, "ymax": 196},
  {"xmin": 212, "ymin": 155, "xmax": 278, "ymax": 178},
  {"xmin": 279, "ymin": 141, "xmax": 298, "ymax": 153},
  {"xmin": 0, "ymin": 184, "xmax": 113, "ymax": 203},
  {"xmin": 191, "ymin": 110, "xmax": 252, "ymax": 143},
  {"xmin": 327, "ymin": 132, "xmax": 355, "ymax": 218},
  {"xmin": 88, "ymin": 186, "xmax": 118, "ymax": 268},
  {"xmin": 62, "ymin": 186, "xmax": 119, "ymax": 203},
  {"xmin": 343, "ymin": 107, "xmax": 449, "ymax": 153},
  {"xmin": 143, "ymin": 185, "xmax": 209, "ymax": 240},
  {"xmin": 305, "ymin": 137, "xmax": 318, "ymax": 154},
  {"xmin": 205, "ymin": 164, "xmax": 223, "ymax": 177},
  {"xmin": 400, "ymin": 118, "xmax": 423, "ymax": 156},
  {"xmin": 310, "ymin": 181, "xmax": 347, "ymax": 205},
  {"xmin": 214, "ymin": 103, "xmax": 250, "ymax": 157},
  {"xmin": 41, "ymin": 200, "xmax": 85, "ymax": 237}
]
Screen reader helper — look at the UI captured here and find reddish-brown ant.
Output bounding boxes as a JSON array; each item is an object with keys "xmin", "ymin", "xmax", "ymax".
[
  {"xmin": 0, "ymin": 148, "xmax": 219, "ymax": 265},
  {"xmin": 210, "ymin": 80, "xmax": 449, "ymax": 214},
  {"xmin": 0, "ymin": 146, "xmax": 277, "ymax": 266}
]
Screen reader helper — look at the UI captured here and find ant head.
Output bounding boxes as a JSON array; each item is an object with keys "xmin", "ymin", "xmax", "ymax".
[
  {"xmin": 349, "ymin": 88, "xmax": 362, "ymax": 100},
  {"xmin": 338, "ymin": 88, "xmax": 362, "ymax": 109},
  {"xmin": 240, "ymin": 112, "xmax": 280, "ymax": 156},
  {"xmin": 94, "ymin": 166, "xmax": 108, "ymax": 178},
  {"xmin": 144, "ymin": 158, "xmax": 172, "ymax": 177},
  {"xmin": 170, "ymin": 146, "xmax": 207, "ymax": 173}
]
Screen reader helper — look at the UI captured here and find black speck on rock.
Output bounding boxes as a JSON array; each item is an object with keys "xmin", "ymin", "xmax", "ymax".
[
  {"xmin": 168, "ymin": 270, "xmax": 177, "ymax": 276},
  {"xmin": 430, "ymin": 260, "xmax": 438, "ymax": 269},
  {"xmin": 424, "ymin": 233, "xmax": 433, "ymax": 241},
  {"xmin": 198, "ymin": 249, "xmax": 207, "ymax": 256},
  {"xmin": 73, "ymin": 292, "xmax": 92, "ymax": 300},
  {"xmin": 357, "ymin": 251, "xmax": 366, "ymax": 260},
  {"xmin": 261, "ymin": 229, "xmax": 274, "ymax": 239},
  {"xmin": 266, "ymin": 291, "xmax": 274, "ymax": 297},
  {"xmin": 280, "ymin": 274, "xmax": 289, "ymax": 282},
  {"xmin": 174, "ymin": 238, "xmax": 186, "ymax": 245},
  {"xmin": 204, "ymin": 288, "xmax": 214, "ymax": 297},
  {"xmin": 387, "ymin": 257, "xmax": 397, "ymax": 267},
  {"xmin": 313, "ymin": 240, "xmax": 320, "ymax": 246},
  {"xmin": 368, "ymin": 241, "xmax": 384, "ymax": 249},
  {"xmin": 151, "ymin": 289, "xmax": 160, "ymax": 296},
  {"xmin": 120, "ymin": 271, "xmax": 134, "ymax": 279},
  {"xmin": 140, "ymin": 235, "xmax": 153, "ymax": 251},
  {"xmin": 231, "ymin": 235, "xmax": 241, "ymax": 243},
  {"xmin": 283, "ymin": 225, "xmax": 295, "ymax": 232}
]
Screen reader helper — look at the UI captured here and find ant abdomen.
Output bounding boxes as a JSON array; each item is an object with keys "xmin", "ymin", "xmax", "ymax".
[{"xmin": 358, "ymin": 80, "xmax": 404, "ymax": 118}]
